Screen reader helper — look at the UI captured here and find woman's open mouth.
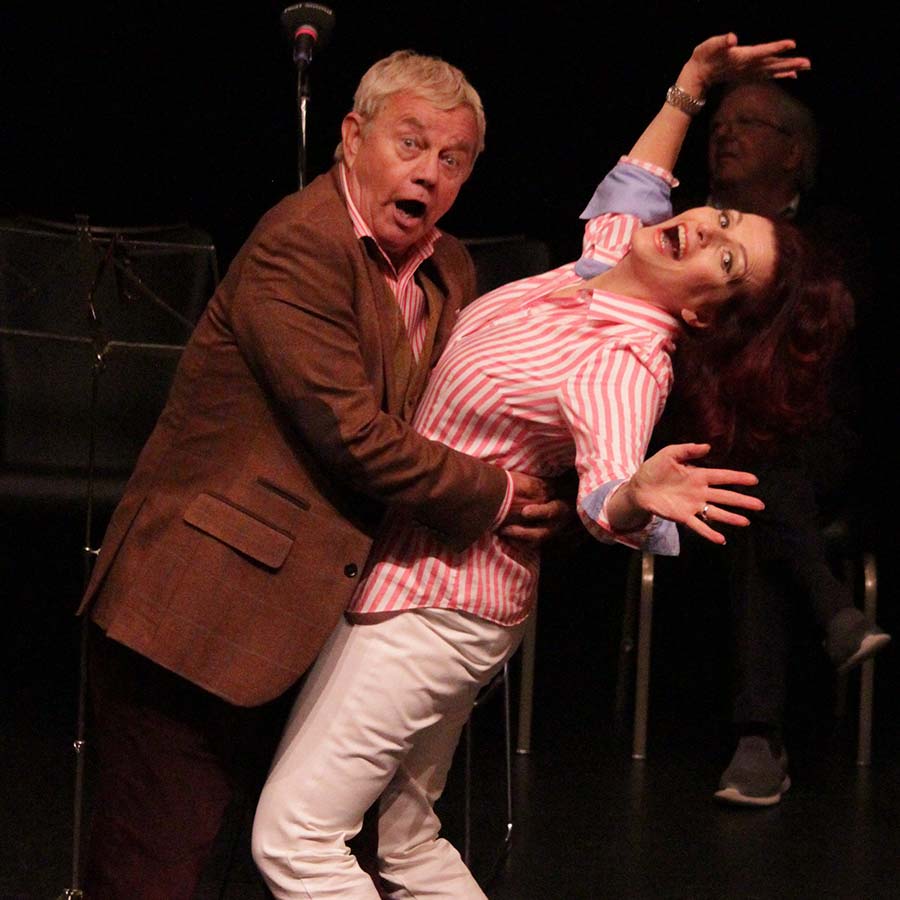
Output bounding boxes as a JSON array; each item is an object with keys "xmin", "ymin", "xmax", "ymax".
[{"xmin": 658, "ymin": 224, "xmax": 686, "ymax": 260}]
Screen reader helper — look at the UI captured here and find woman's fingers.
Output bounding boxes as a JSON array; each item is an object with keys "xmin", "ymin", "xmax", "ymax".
[
  {"xmin": 687, "ymin": 502, "xmax": 750, "ymax": 543},
  {"xmin": 701, "ymin": 467, "xmax": 759, "ymax": 488},
  {"xmin": 756, "ymin": 55, "xmax": 811, "ymax": 74},
  {"xmin": 699, "ymin": 503, "xmax": 752, "ymax": 528},
  {"xmin": 698, "ymin": 37, "xmax": 809, "ymax": 84},
  {"xmin": 685, "ymin": 516, "xmax": 727, "ymax": 545},
  {"xmin": 738, "ymin": 39, "xmax": 798, "ymax": 57},
  {"xmin": 705, "ymin": 487, "xmax": 765, "ymax": 511}
]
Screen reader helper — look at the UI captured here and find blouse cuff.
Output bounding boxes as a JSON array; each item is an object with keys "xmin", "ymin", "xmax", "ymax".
[
  {"xmin": 491, "ymin": 471, "xmax": 516, "ymax": 529},
  {"xmin": 580, "ymin": 157, "xmax": 677, "ymax": 223},
  {"xmin": 581, "ymin": 479, "xmax": 680, "ymax": 556}
]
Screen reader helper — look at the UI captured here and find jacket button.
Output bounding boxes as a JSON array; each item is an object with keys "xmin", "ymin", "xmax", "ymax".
[{"xmin": 344, "ymin": 563, "xmax": 358, "ymax": 578}]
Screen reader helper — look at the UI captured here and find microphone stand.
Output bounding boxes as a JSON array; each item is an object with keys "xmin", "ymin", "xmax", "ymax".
[
  {"xmin": 282, "ymin": 3, "xmax": 335, "ymax": 190},
  {"xmin": 295, "ymin": 64, "xmax": 311, "ymax": 191}
]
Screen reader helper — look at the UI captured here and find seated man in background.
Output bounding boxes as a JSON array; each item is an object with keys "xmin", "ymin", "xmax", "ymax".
[{"xmin": 665, "ymin": 79, "xmax": 890, "ymax": 806}]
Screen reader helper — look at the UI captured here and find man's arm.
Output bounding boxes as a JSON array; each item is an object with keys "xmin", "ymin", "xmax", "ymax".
[{"xmin": 228, "ymin": 201, "xmax": 530, "ymax": 549}]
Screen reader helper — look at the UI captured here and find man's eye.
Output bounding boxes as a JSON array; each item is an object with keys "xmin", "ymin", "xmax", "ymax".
[
  {"xmin": 722, "ymin": 249, "xmax": 733, "ymax": 274},
  {"xmin": 718, "ymin": 211, "xmax": 730, "ymax": 228},
  {"xmin": 401, "ymin": 137, "xmax": 417, "ymax": 149},
  {"xmin": 442, "ymin": 154, "xmax": 459, "ymax": 168}
]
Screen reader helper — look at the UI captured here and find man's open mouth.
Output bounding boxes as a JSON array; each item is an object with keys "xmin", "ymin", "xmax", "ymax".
[
  {"xmin": 395, "ymin": 199, "xmax": 426, "ymax": 219},
  {"xmin": 659, "ymin": 224, "xmax": 686, "ymax": 260}
]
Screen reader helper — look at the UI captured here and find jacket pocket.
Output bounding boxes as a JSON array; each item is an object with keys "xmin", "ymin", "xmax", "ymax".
[
  {"xmin": 183, "ymin": 492, "xmax": 294, "ymax": 570},
  {"xmin": 256, "ymin": 476, "xmax": 311, "ymax": 510}
]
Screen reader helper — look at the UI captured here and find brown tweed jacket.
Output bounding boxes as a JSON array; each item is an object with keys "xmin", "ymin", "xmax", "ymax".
[{"xmin": 79, "ymin": 165, "xmax": 508, "ymax": 706}]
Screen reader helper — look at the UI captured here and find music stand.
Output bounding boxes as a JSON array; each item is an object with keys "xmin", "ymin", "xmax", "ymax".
[{"xmin": 0, "ymin": 215, "xmax": 218, "ymax": 898}]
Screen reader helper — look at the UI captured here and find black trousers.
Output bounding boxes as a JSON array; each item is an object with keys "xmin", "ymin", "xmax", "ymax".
[
  {"xmin": 83, "ymin": 624, "xmax": 292, "ymax": 900},
  {"xmin": 723, "ymin": 428, "xmax": 860, "ymax": 730}
]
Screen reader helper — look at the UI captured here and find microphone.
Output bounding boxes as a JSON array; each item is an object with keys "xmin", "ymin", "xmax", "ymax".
[{"xmin": 281, "ymin": 3, "xmax": 335, "ymax": 71}]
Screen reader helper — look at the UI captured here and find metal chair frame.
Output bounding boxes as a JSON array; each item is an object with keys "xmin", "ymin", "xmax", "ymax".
[
  {"xmin": 515, "ymin": 547, "xmax": 880, "ymax": 766},
  {"xmin": 617, "ymin": 548, "xmax": 880, "ymax": 764},
  {"xmin": 462, "ymin": 660, "xmax": 514, "ymax": 870}
]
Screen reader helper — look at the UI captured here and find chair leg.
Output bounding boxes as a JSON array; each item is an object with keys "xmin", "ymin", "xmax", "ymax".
[
  {"xmin": 632, "ymin": 552, "xmax": 655, "ymax": 760},
  {"xmin": 463, "ymin": 661, "xmax": 513, "ymax": 868},
  {"xmin": 463, "ymin": 711, "xmax": 473, "ymax": 866},
  {"xmin": 615, "ymin": 550, "xmax": 642, "ymax": 717},
  {"xmin": 515, "ymin": 610, "xmax": 538, "ymax": 755},
  {"xmin": 857, "ymin": 553, "xmax": 878, "ymax": 767},
  {"xmin": 502, "ymin": 663, "xmax": 513, "ymax": 850}
]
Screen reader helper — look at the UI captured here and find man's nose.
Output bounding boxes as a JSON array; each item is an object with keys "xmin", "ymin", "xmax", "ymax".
[
  {"xmin": 412, "ymin": 152, "xmax": 439, "ymax": 187},
  {"xmin": 711, "ymin": 120, "xmax": 734, "ymax": 138}
]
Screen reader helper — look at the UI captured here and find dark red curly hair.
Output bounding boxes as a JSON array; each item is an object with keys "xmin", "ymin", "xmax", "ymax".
[{"xmin": 672, "ymin": 219, "xmax": 854, "ymax": 463}]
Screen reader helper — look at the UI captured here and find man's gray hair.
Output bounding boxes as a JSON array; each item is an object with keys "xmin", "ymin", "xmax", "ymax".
[{"xmin": 335, "ymin": 50, "xmax": 485, "ymax": 161}]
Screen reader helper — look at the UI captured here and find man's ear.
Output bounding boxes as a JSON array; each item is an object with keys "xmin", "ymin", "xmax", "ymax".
[
  {"xmin": 680, "ymin": 306, "xmax": 713, "ymax": 329},
  {"xmin": 341, "ymin": 113, "xmax": 363, "ymax": 167}
]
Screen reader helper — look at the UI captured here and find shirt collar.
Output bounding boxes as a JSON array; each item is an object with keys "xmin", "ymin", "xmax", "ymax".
[
  {"xmin": 340, "ymin": 162, "xmax": 441, "ymax": 276},
  {"xmin": 584, "ymin": 288, "xmax": 682, "ymax": 342},
  {"xmin": 779, "ymin": 194, "xmax": 801, "ymax": 220}
]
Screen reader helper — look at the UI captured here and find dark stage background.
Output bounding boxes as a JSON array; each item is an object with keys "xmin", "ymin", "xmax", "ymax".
[
  {"xmin": 3, "ymin": 2, "xmax": 897, "ymax": 267},
  {"xmin": 4, "ymin": 0, "xmax": 898, "ymax": 620},
  {"xmin": 2, "ymin": 3, "xmax": 899, "ymax": 896}
]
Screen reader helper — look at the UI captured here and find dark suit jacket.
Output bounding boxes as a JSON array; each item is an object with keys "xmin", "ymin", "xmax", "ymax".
[{"xmin": 80, "ymin": 165, "xmax": 508, "ymax": 706}]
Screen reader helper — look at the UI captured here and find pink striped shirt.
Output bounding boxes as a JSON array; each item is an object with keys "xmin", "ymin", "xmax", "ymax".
[
  {"xmin": 349, "ymin": 173, "xmax": 681, "ymax": 625},
  {"xmin": 340, "ymin": 163, "xmax": 436, "ymax": 358}
]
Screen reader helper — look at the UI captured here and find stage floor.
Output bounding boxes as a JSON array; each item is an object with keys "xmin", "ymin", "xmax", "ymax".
[{"xmin": 5, "ymin": 510, "xmax": 899, "ymax": 899}]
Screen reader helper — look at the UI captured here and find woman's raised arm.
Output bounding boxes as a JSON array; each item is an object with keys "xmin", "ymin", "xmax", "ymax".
[{"xmin": 627, "ymin": 33, "xmax": 810, "ymax": 173}]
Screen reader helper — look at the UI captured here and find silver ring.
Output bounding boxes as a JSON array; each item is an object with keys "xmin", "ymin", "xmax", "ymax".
[{"xmin": 700, "ymin": 504, "xmax": 710, "ymax": 522}]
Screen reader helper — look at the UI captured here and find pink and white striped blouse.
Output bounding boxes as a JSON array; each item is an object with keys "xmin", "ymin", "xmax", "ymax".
[{"xmin": 349, "ymin": 158, "xmax": 682, "ymax": 625}]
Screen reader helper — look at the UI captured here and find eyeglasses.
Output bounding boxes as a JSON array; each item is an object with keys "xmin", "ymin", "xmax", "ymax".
[{"xmin": 710, "ymin": 115, "xmax": 792, "ymax": 137}]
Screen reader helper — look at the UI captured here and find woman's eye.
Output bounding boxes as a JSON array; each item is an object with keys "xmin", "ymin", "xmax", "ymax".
[
  {"xmin": 718, "ymin": 211, "xmax": 730, "ymax": 228},
  {"xmin": 722, "ymin": 249, "xmax": 733, "ymax": 273}
]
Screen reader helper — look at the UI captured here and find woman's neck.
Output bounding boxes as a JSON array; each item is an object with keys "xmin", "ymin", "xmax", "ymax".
[{"xmin": 579, "ymin": 256, "xmax": 661, "ymax": 308}]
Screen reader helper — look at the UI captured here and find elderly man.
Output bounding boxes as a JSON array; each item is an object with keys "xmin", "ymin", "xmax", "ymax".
[
  {"xmin": 692, "ymin": 81, "xmax": 889, "ymax": 806},
  {"xmin": 707, "ymin": 80, "xmax": 818, "ymax": 218},
  {"xmin": 79, "ymin": 50, "xmax": 560, "ymax": 898}
]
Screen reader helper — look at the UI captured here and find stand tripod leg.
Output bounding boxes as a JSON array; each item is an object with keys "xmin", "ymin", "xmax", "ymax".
[{"xmin": 57, "ymin": 353, "xmax": 104, "ymax": 900}]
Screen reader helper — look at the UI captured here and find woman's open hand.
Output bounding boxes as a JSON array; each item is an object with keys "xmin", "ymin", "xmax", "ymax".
[
  {"xmin": 678, "ymin": 33, "xmax": 811, "ymax": 98},
  {"xmin": 610, "ymin": 443, "xmax": 765, "ymax": 545}
]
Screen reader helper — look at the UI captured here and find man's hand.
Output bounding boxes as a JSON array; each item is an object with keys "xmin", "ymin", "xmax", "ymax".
[{"xmin": 498, "ymin": 471, "xmax": 578, "ymax": 545}]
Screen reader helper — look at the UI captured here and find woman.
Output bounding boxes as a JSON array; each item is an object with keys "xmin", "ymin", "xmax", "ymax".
[{"xmin": 253, "ymin": 34, "xmax": 827, "ymax": 898}]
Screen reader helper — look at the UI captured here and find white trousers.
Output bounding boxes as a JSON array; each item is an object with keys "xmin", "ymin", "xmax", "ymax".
[{"xmin": 252, "ymin": 608, "xmax": 525, "ymax": 899}]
